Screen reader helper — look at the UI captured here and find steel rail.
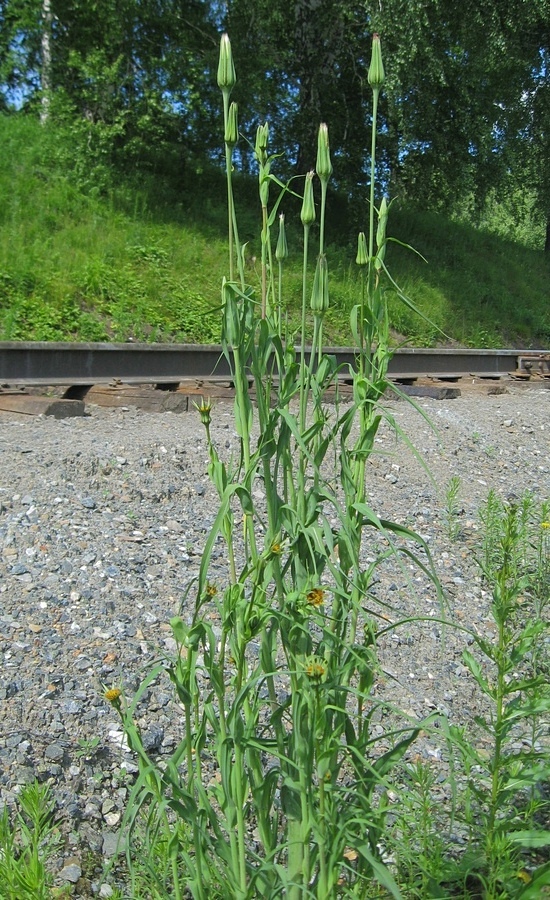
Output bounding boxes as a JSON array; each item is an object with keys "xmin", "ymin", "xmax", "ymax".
[{"xmin": 0, "ymin": 341, "xmax": 548, "ymax": 385}]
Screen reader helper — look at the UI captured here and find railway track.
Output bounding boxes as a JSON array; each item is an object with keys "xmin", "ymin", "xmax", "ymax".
[
  {"xmin": 0, "ymin": 342, "xmax": 548, "ymax": 416},
  {"xmin": 1, "ymin": 341, "xmax": 549, "ymax": 384}
]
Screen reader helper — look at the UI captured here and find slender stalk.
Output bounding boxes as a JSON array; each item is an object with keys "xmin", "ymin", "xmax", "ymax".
[
  {"xmin": 317, "ymin": 180, "xmax": 328, "ymax": 364},
  {"xmin": 222, "ymin": 93, "xmax": 235, "ymax": 283},
  {"xmin": 261, "ymin": 203, "xmax": 268, "ymax": 317},
  {"xmin": 299, "ymin": 223, "xmax": 311, "ymax": 435},
  {"xmin": 368, "ymin": 88, "xmax": 379, "ymax": 265}
]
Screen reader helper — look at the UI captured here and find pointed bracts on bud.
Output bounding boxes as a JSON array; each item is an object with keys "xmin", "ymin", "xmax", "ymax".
[
  {"xmin": 316, "ymin": 123, "xmax": 332, "ymax": 184},
  {"xmin": 224, "ymin": 102, "xmax": 238, "ymax": 147},
  {"xmin": 217, "ymin": 34, "xmax": 236, "ymax": 94},
  {"xmin": 255, "ymin": 122, "xmax": 269, "ymax": 160},
  {"xmin": 301, "ymin": 171, "xmax": 316, "ymax": 226},
  {"xmin": 375, "ymin": 196, "xmax": 388, "ymax": 270},
  {"xmin": 276, "ymin": 214, "xmax": 288, "ymax": 261},
  {"xmin": 254, "ymin": 122, "xmax": 270, "ymax": 206},
  {"xmin": 356, "ymin": 232, "xmax": 368, "ymax": 266},
  {"xmin": 376, "ymin": 196, "xmax": 388, "ymax": 247},
  {"xmin": 368, "ymin": 33, "xmax": 385, "ymax": 89},
  {"xmin": 310, "ymin": 253, "xmax": 329, "ymax": 315}
]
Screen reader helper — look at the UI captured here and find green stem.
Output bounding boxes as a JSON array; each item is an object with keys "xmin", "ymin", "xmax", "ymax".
[
  {"xmin": 486, "ymin": 614, "xmax": 506, "ymax": 887},
  {"xmin": 368, "ymin": 88, "xmax": 379, "ymax": 265},
  {"xmin": 261, "ymin": 203, "xmax": 268, "ymax": 317},
  {"xmin": 317, "ymin": 180, "xmax": 328, "ymax": 366},
  {"xmin": 277, "ymin": 261, "xmax": 283, "ymax": 336},
  {"xmin": 299, "ymin": 223, "xmax": 311, "ymax": 435},
  {"xmin": 222, "ymin": 93, "xmax": 234, "ymax": 283}
]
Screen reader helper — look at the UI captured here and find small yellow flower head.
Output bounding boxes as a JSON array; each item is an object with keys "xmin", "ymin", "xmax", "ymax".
[
  {"xmin": 304, "ymin": 655, "xmax": 328, "ymax": 682},
  {"xmin": 224, "ymin": 101, "xmax": 238, "ymax": 147},
  {"xmin": 276, "ymin": 214, "xmax": 288, "ymax": 261},
  {"xmin": 104, "ymin": 687, "xmax": 122, "ymax": 706},
  {"xmin": 541, "ymin": 521, "xmax": 550, "ymax": 529},
  {"xmin": 306, "ymin": 587, "xmax": 325, "ymax": 607},
  {"xmin": 205, "ymin": 582, "xmax": 218, "ymax": 597},
  {"xmin": 368, "ymin": 33, "xmax": 385, "ymax": 89},
  {"xmin": 356, "ymin": 232, "xmax": 368, "ymax": 266},
  {"xmin": 194, "ymin": 397, "xmax": 212, "ymax": 427},
  {"xmin": 301, "ymin": 171, "xmax": 316, "ymax": 227},
  {"xmin": 316, "ymin": 123, "xmax": 332, "ymax": 184},
  {"xmin": 217, "ymin": 33, "xmax": 236, "ymax": 94},
  {"xmin": 270, "ymin": 541, "xmax": 282, "ymax": 555}
]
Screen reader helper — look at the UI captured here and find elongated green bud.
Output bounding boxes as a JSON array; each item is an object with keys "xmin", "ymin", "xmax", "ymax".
[
  {"xmin": 310, "ymin": 253, "xmax": 329, "ymax": 315},
  {"xmin": 255, "ymin": 122, "xmax": 269, "ymax": 160},
  {"xmin": 356, "ymin": 232, "xmax": 368, "ymax": 266},
  {"xmin": 368, "ymin": 33, "xmax": 385, "ymax": 88},
  {"xmin": 255, "ymin": 122, "xmax": 270, "ymax": 206},
  {"xmin": 376, "ymin": 196, "xmax": 388, "ymax": 247},
  {"xmin": 276, "ymin": 214, "xmax": 288, "ymax": 261},
  {"xmin": 375, "ymin": 196, "xmax": 388, "ymax": 270},
  {"xmin": 301, "ymin": 171, "xmax": 316, "ymax": 226},
  {"xmin": 224, "ymin": 101, "xmax": 238, "ymax": 147},
  {"xmin": 316, "ymin": 123, "xmax": 332, "ymax": 184},
  {"xmin": 217, "ymin": 34, "xmax": 236, "ymax": 94}
]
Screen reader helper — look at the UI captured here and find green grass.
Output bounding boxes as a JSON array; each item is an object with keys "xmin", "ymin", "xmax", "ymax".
[{"xmin": 0, "ymin": 114, "xmax": 549, "ymax": 347}]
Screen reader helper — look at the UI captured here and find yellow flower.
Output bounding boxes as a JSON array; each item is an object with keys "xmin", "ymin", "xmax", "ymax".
[
  {"xmin": 270, "ymin": 542, "xmax": 282, "ymax": 555},
  {"xmin": 306, "ymin": 588, "xmax": 325, "ymax": 607},
  {"xmin": 193, "ymin": 397, "xmax": 212, "ymax": 427},
  {"xmin": 205, "ymin": 583, "xmax": 218, "ymax": 597},
  {"xmin": 304, "ymin": 655, "xmax": 328, "ymax": 682},
  {"xmin": 104, "ymin": 687, "xmax": 122, "ymax": 705},
  {"xmin": 541, "ymin": 521, "xmax": 550, "ymax": 529}
]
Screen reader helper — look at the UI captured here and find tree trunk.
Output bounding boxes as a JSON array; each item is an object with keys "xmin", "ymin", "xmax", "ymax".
[{"xmin": 40, "ymin": 0, "xmax": 52, "ymax": 124}]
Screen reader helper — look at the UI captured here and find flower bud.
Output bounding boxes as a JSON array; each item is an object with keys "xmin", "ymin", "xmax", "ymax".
[
  {"xmin": 276, "ymin": 214, "xmax": 288, "ymax": 261},
  {"xmin": 255, "ymin": 122, "xmax": 269, "ymax": 161},
  {"xmin": 224, "ymin": 101, "xmax": 238, "ymax": 147},
  {"xmin": 193, "ymin": 397, "xmax": 212, "ymax": 427},
  {"xmin": 217, "ymin": 34, "xmax": 236, "ymax": 94},
  {"xmin": 375, "ymin": 196, "xmax": 388, "ymax": 270},
  {"xmin": 316, "ymin": 123, "xmax": 332, "ymax": 184},
  {"xmin": 356, "ymin": 231, "xmax": 368, "ymax": 266},
  {"xmin": 301, "ymin": 171, "xmax": 316, "ymax": 226},
  {"xmin": 368, "ymin": 33, "xmax": 385, "ymax": 89},
  {"xmin": 310, "ymin": 253, "xmax": 329, "ymax": 315}
]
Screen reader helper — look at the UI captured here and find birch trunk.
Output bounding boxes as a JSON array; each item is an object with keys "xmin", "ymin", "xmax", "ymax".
[{"xmin": 40, "ymin": 0, "xmax": 52, "ymax": 124}]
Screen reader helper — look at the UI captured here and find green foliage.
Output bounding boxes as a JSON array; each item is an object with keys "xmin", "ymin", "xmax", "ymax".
[
  {"xmin": 104, "ymin": 34, "xmax": 439, "ymax": 899},
  {"xmin": 0, "ymin": 781, "xmax": 62, "ymax": 900},
  {"xmin": 450, "ymin": 496, "xmax": 550, "ymax": 897},
  {"xmin": 442, "ymin": 475, "xmax": 463, "ymax": 542},
  {"xmin": 2, "ymin": 113, "xmax": 548, "ymax": 347}
]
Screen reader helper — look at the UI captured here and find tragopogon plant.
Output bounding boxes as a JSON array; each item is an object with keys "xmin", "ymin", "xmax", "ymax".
[{"xmin": 108, "ymin": 33, "xmax": 439, "ymax": 900}]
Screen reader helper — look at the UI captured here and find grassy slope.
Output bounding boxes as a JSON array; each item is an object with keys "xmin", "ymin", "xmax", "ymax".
[{"xmin": 1, "ymin": 115, "xmax": 549, "ymax": 347}]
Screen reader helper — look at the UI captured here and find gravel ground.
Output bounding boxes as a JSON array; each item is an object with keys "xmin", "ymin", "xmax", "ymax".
[{"xmin": 0, "ymin": 381, "xmax": 548, "ymax": 894}]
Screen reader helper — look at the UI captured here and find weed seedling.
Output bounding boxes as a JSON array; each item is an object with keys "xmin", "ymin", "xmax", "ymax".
[
  {"xmin": 0, "ymin": 781, "xmax": 62, "ymax": 899},
  {"xmin": 443, "ymin": 474, "xmax": 463, "ymax": 541}
]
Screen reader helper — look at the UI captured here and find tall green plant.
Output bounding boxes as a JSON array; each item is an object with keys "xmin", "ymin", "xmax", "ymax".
[
  {"xmin": 449, "ymin": 497, "xmax": 550, "ymax": 898},
  {"xmin": 107, "ymin": 32, "xmax": 440, "ymax": 899}
]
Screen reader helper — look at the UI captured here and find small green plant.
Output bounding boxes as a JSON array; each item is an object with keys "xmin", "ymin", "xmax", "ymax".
[
  {"xmin": 443, "ymin": 474, "xmax": 463, "ymax": 541},
  {"xmin": 0, "ymin": 781, "xmax": 62, "ymax": 899},
  {"xmin": 75, "ymin": 735, "xmax": 101, "ymax": 761},
  {"xmin": 389, "ymin": 758, "xmax": 450, "ymax": 898}
]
